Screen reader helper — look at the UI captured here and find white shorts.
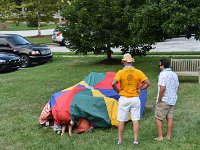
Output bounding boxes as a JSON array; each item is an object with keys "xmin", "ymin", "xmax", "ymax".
[{"xmin": 117, "ymin": 96, "xmax": 141, "ymax": 121}]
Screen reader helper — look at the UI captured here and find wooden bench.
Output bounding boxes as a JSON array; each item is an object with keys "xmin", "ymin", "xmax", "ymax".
[{"xmin": 171, "ymin": 58, "xmax": 200, "ymax": 84}]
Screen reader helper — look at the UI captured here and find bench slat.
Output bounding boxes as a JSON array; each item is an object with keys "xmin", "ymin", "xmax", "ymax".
[
  {"xmin": 171, "ymin": 58, "xmax": 200, "ymax": 84},
  {"xmin": 175, "ymin": 72, "xmax": 199, "ymax": 76}
]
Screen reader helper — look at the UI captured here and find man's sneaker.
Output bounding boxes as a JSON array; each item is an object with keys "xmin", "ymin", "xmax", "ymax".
[{"xmin": 133, "ymin": 141, "xmax": 139, "ymax": 145}]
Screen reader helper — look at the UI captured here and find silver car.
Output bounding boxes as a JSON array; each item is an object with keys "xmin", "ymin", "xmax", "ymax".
[{"xmin": 52, "ymin": 28, "xmax": 68, "ymax": 46}]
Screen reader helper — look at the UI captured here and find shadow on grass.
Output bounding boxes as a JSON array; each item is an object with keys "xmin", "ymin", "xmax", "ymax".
[
  {"xmin": 96, "ymin": 58, "xmax": 121, "ymax": 65},
  {"xmin": 0, "ymin": 68, "xmax": 19, "ymax": 74}
]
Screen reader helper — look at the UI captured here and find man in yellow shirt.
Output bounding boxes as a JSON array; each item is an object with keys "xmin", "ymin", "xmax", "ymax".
[{"xmin": 112, "ymin": 53, "xmax": 150, "ymax": 145}]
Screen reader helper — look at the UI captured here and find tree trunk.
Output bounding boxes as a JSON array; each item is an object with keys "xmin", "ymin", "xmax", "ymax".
[
  {"xmin": 106, "ymin": 47, "xmax": 112, "ymax": 59},
  {"xmin": 37, "ymin": 21, "xmax": 41, "ymax": 36},
  {"xmin": 37, "ymin": 12, "xmax": 41, "ymax": 36},
  {"xmin": 58, "ymin": 10, "xmax": 62, "ymax": 23}
]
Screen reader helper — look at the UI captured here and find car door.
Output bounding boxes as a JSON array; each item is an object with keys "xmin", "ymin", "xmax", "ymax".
[{"xmin": 0, "ymin": 37, "xmax": 16, "ymax": 54}]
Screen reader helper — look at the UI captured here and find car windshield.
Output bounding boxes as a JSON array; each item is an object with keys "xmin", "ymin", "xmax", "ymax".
[{"xmin": 7, "ymin": 35, "xmax": 31, "ymax": 46}]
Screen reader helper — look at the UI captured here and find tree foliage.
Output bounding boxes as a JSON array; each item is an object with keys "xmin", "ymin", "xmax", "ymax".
[
  {"xmin": 0, "ymin": 0, "xmax": 18, "ymax": 22},
  {"xmin": 128, "ymin": 0, "xmax": 200, "ymax": 50},
  {"xmin": 61, "ymin": 0, "xmax": 155, "ymax": 57},
  {"xmin": 61, "ymin": 0, "xmax": 130, "ymax": 59},
  {"xmin": 0, "ymin": 0, "xmax": 61, "ymax": 35},
  {"xmin": 21, "ymin": 0, "xmax": 59, "ymax": 35},
  {"xmin": 61, "ymin": 0, "xmax": 200, "ymax": 58}
]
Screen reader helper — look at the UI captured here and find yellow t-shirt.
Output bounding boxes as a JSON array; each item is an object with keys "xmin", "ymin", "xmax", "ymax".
[{"xmin": 114, "ymin": 67, "xmax": 148, "ymax": 97}]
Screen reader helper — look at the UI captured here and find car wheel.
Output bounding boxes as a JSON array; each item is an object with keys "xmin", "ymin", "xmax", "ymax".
[
  {"xmin": 20, "ymin": 54, "xmax": 30, "ymax": 68},
  {"xmin": 61, "ymin": 39, "xmax": 68, "ymax": 46}
]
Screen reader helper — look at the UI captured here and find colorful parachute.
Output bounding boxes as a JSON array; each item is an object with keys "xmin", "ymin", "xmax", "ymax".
[{"xmin": 39, "ymin": 72, "xmax": 147, "ymax": 128}]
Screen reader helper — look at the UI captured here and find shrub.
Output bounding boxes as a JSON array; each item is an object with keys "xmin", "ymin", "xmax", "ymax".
[{"xmin": 27, "ymin": 20, "xmax": 38, "ymax": 27}]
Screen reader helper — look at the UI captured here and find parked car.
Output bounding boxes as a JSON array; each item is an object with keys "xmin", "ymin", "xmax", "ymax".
[
  {"xmin": 52, "ymin": 28, "xmax": 69, "ymax": 46},
  {"xmin": 0, "ymin": 52, "xmax": 21, "ymax": 72},
  {"xmin": 0, "ymin": 34, "xmax": 53, "ymax": 68}
]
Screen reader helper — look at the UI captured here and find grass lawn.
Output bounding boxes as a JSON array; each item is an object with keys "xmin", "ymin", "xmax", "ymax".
[
  {"xmin": 0, "ymin": 55, "xmax": 199, "ymax": 150},
  {"xmin": 26, "ymin": 35, "xmax": 53, "ymax": 45},
  {"xmin": 0, "ymin": 22, "xmax": 58, "ymax": 31}
]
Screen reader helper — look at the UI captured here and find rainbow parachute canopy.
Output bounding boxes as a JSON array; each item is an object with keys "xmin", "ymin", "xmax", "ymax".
[{"xmin": 39, "ymin": 72, "xmax": 147, "ymax": 128}]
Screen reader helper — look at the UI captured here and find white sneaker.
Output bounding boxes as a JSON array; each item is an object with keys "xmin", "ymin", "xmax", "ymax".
[{"xmin": 133, "ymin": 141, "xmax": 139, "ymax": 145}]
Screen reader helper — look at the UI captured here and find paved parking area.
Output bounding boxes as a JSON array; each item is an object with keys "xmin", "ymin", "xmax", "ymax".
[
  {"xmin": 152, "ymin": 36, "xmax": 200, "ymax": 52},
  {"xmin": 47, "ymin": 44, "xmax": 71, "ymax": 52},
  {"xmin": 49, "ymin": 36, "xmax": 200, "ymax": 52}
]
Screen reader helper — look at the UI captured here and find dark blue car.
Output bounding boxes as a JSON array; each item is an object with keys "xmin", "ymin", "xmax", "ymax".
[{"xmin": 0, "ymin": 52, "xmax": 21, "ymax": 72}]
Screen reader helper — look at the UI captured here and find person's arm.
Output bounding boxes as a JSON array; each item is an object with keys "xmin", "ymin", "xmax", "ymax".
[
  {"xmin": 140, "ymin": 79, "xmax": 151, "ymax": 90},
  {"xmin": 112, "ymin": 79, "xmax": 119, "ymax": 93},
  {"xmin": 137, "ymin": 79, "xmax": 151, "ymax": 93},
  {"xmin": 157, "ymin": 85, "xmax": 165, "ymax": 103}
]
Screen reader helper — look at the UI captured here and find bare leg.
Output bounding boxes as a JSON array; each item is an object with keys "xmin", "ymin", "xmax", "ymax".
[
  {"xmin": 156, "ymin": 119, "xmax": 163, "ymax": 140},
  {"xmin": 133, "ymin": 120, "xmax": 139, "ymax": 142},
  {"xmin": 118, "ymin": 121, "xmax": 125, "ymax": 143},
  {"xmin": 68, "ymin": 120, "xmax": 74, "ymax": 136},
  {"xmin": 68, "ymin": 124, "xmax": 73, "ymax": 136},
  {"xmin": 61, "ymin": 125, "xmax": 66, "ymax": 136},
  {"xmin": 166, "ymin": 117, "xmax": 173, "ymax": 139}
]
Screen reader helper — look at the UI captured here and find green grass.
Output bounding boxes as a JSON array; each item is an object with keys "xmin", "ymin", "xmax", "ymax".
[
  {"xmin": 0, "ymin": 55, "xmax": 199, "ymax": 150},
  {"xmin": 0, "ymin": 22, "xmax": 58, "ymax": 31},
  {"xmin": 26, "ymin": 35, "xmax": 53, "ymax": 45}
]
